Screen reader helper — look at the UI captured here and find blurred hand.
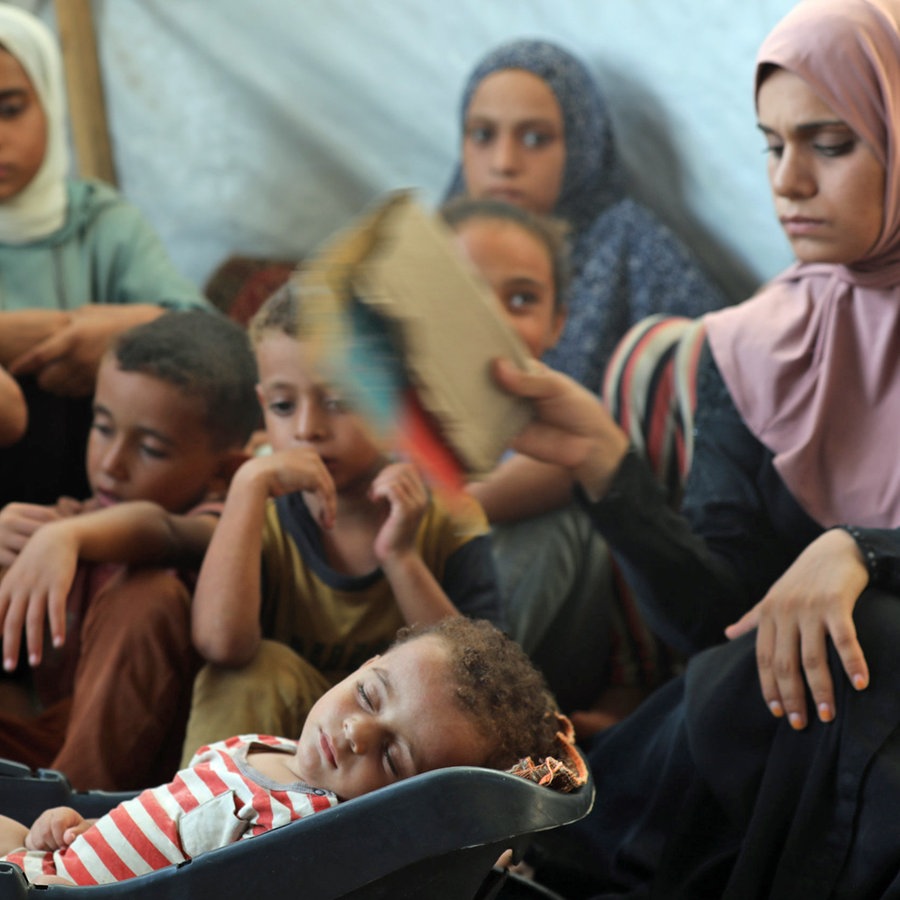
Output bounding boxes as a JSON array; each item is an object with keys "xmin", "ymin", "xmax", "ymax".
[{"xmin": 492, "ymin": 358, "xmax": 628, "ymax": 500}]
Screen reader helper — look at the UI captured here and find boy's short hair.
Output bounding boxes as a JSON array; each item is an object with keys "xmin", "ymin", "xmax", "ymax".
[
  {"xmin": 394, "ymin": 617, "xmax": 561, "ymax": 771},
  {"xmin": 111, "ymin": 310, "xmax": 260, "ymax": 451},
  {"xmin": 439, "ymin": 197, "xmax": 571, "ymax": 314},
  {"xmin": 247, "ymin": 282, "xmax": 302, "ymax": 346}
]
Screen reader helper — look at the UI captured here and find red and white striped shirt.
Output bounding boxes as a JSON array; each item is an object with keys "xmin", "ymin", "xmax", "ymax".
[{"xmin": 3, "ymin": 734, "xmax": 338, "ymax": 885}]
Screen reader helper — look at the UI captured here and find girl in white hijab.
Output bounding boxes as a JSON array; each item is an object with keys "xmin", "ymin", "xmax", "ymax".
[
  {"xmin": 0, "ymin": 3, "xmax": 67, "ymax": 242},
  {"xmin": 0, "ymin": 6, "xmax": 209, "ymax": 505}
]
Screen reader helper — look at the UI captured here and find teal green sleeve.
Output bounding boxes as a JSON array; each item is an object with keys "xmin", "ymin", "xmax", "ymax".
[
  {"xmin": 0, "ymin": 180, "xmax": 214, "ymax": 313},
  {"xmin": 82, "ymin": 184, "xmax": 212, "ymax": 311}
]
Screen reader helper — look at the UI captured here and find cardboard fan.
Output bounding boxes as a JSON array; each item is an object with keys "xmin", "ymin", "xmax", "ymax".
[{"xmin": 290, "ymin": 190, "xmax": 533, "ymax": 491}]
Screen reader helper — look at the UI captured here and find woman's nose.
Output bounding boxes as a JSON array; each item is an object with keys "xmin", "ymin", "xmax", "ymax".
[{"xmin": 771, "ymin": 147, "xmax": 815, "ymax": 199}]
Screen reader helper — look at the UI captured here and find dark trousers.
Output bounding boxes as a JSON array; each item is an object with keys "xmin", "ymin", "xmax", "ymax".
[{"xmin": 539, "ymin": 588, "xmax": 900, "ymax": 899}]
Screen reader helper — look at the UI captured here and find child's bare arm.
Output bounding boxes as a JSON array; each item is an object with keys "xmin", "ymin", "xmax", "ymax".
[
  {"xmin": 26, "ymin": 500, "xmax": 216, "ymax": 569},
  {"xmin": 467, "ymin": 453, "xmax": 574, "ymax": 523},
  {"xmin": 0, "ymin": 815, "xmax": 29, "ymax": 856},
  {"xmin": 371, "ymin": 463, "xmax": 457, "ymax": 626},
  {"xmin": 0, "ymin": 366, "xmax": 26, "ymax": 448},
  {"xmin": 192, "ymin": 449, "xmax": 336, "ymax": 666},
  {"xmin": 24, "ymin": 807, "xmax": 93, "ymax": 852},
  {"xmin": 0, "ymin": 501, "xmax": 218, "ymax": 670}
]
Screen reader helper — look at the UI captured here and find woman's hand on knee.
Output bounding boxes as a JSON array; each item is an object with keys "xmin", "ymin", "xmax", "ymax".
[{"xmin": 725, "ymin": 529, "xmax": 869, "ymax": 728}]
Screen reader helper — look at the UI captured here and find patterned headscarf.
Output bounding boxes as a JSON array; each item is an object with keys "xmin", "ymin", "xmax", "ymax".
[
  {"xmin": 0, "ymin": 5, "xmax": 68, "ymax": 244},
  {"xmin": 705, "ymin": 0, "xmax": 900, "ymax": 527},
  {"xmin": 445, "ymin": 39, "xmax": 725, "ymax": 391},
  {"xmin": 444, "ymin": 38, "xmax": 625, "ymax": 237}
]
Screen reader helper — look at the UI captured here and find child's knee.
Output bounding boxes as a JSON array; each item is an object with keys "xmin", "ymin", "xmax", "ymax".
[
  {"xmin": 193, "ymin": 641, "xmax": 328, "ymax": 707},
  {"xmin": 183, "ymin": 641, "xmax": 332, "ymax": 759},
  {"xmin": 78, "ymin": 569, "xmax": 193, "ymax": 664},
  {"xmin": 83, "ymin": 569, "xmax": 191, "ymax": 636}
]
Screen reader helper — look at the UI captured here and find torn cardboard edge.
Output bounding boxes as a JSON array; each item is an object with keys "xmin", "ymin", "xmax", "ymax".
[{"xmin": 290, "ymin": 189, "xmax": 533, "ymax": 480}]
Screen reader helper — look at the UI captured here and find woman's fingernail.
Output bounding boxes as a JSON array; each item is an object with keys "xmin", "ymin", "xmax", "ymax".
[
  {"xmin": 852, "ymin": 673, "xmax": 868, "ymax": 690},
  {"xmin": 788, "ymin": 712, "xmax": 805, "ymax": 730},
  {"xmin": 768, "ymin": 700, "xmax": 784, "ymax": 717},
  {"xmin": 817, "ymin": 703, "xmax": 834, "ymax": 723}
]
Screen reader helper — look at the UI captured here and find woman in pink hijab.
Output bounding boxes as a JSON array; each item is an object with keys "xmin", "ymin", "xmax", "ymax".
[
  {"xmin": 708, "ymin": 0, "xmax": 900, "ymax": 728},
  {"xmin": 506, "ymin": 0, "xmax": 900, "ymax": 731},
  {"xmin": 490, "ymin": 1, "xmax": 900, "ymax": 895}
]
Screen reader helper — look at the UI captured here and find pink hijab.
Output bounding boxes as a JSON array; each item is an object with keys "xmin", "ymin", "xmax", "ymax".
[{"xmin": 704, "ymin": 0, "xmax": 900, "ymax": 528}]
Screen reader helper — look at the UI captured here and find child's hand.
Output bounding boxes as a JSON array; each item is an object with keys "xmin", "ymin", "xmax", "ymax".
[
  {"xmin": 0, "ymin": 520, "xmax": 80, "ymax": 670},
  {"xmin": 24, "ymin": 807, "xmax": 90, "ymax": 852},
  {"xmin": 0, "ymin": 502, "xmax": 67, "ymax": 568},
  {"xmin": 370, "ymin": 462, "xmax": 428, "ymax": 565},
  {"xmin": 54, "ymin": 496, "xmax": 86, "ymax": 518},
  {"xmin": 241, "ymin": 449, "xmax": 337, "ymax": 529}
]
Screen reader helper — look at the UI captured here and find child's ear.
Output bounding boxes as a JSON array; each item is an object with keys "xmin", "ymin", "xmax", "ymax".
[{"xmin": 208, "ymin": 448, "xmax": 251, "ymax": 497}]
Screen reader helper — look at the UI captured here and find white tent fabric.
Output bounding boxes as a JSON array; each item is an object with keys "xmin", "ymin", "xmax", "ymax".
[{"xmin": 22, "ymin": 0, "xmax": 797, "ymax": 301}]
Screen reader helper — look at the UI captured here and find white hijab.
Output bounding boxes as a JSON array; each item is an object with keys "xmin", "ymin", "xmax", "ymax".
[{"xmin": 0, "ymin": 5, "xmax": 68, "ymax": 244}]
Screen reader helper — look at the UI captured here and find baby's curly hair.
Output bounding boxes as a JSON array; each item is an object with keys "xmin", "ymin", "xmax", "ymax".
[{"xmin": 393, "ymin": 617, "xmax": 561, "ymax": 771}]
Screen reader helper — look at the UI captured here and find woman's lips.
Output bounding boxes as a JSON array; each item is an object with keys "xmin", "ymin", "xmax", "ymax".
[{"xmin": 780, "ymin": 216, "xmax": 825, "ymax": 237}]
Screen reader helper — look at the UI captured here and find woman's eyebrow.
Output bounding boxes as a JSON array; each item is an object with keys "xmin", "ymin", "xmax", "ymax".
[
  {"xmin": 465, "ymin": 114, "xmax": 557, "ymax": 128},
  {"xmin": 757, "ymin": 119, "xmax": 850, "ymax": 137}
]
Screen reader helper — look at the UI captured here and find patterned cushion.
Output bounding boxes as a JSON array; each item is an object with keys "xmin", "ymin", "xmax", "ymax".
[
  {"xmin": 204, "ymin": 255, "xmax": 299, "ymax": 326},
  {"xmin": 599, "ymin": 315, "xmax": 707, "ymax": 691},
  {"xmin": 603, "ymin": 314, "xmax": 706, "ymax": 507}
]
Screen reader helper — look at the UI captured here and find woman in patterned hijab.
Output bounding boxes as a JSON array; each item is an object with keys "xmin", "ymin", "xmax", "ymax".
[{"xmin": 445, "ymin": 38, "xmax": 728, "ymax": 393}]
